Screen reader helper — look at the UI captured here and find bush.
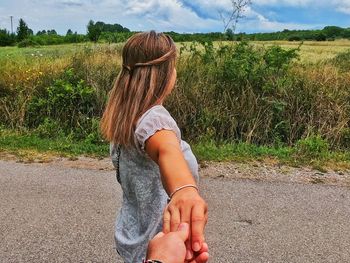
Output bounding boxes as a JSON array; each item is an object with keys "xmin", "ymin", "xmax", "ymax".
[
  {"xmin": 315, "ymin": 33, "xmax": 327, "ymax": 41},
  {"xmin": 27, "ymin": 68, "xmax": 98, "ymax": 139},
  {"xmin": 35, "ymin": 118, "xmax": 63, "ymax": 138},
  {"xmin": 18, "ymin": 39, "xmax": 39, "ymax": 48},
  {"xmin": 295, "ymin": 135, "xmax": 329, "ymax": 159},
  {"xmin": 0, "ymin": 29, "xmax": 16, "ymax": 46},
  {"xmin": 169, "ymin": 41, "xmax": 300, "ymax": 145},
  {"xmin": 288, "ymin": 36, "xmax": 302, "ymax": 41},
  {"xmin": 2, "ymin": 41, "xmax": 350, "ymax": 151}
]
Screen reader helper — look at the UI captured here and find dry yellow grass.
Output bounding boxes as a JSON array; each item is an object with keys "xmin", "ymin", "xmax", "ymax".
[
  {"xmin": 252, "ymin": 39, "xmax": 350, "ymax": 63},
  {"xmin": 178, "ymin": 40, "xmax": 350, "ymax": 63}
]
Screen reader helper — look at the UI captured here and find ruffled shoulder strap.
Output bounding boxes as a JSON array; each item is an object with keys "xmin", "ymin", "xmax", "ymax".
[{"xmin": 135, "ymin": 105, "xmax": 181, "ymax": 151}]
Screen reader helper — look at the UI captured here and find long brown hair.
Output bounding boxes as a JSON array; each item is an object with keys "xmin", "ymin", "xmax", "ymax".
[{"xmin": 100, "ymin": 31, "xmax": 177, "ymax": 146}]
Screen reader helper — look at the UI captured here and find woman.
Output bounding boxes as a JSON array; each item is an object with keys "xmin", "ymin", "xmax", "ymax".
[{"xmin": 101, "ymin": 31, "xmax": 208, "ymax": 263}]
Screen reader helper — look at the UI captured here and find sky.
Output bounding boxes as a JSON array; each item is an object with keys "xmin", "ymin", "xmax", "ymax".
[{"xmin": 0, "ymin": 0, "xmax": 349, "ymax": 35}]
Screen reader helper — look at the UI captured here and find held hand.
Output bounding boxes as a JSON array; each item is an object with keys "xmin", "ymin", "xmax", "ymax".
[
  {"xmin": 147, "ymin": 223, "xmax": 209, "ymax": 263},
  {"xmin": 188, "ymin": 242, "xmax": 209, "ymax": 263},
  {"xmin": 147, "ymin": 223, "xmax": 189, "ymax": 263},
  {"xmin": 163, "ymin": 188, "xmax": 208, "ymax": 261}
]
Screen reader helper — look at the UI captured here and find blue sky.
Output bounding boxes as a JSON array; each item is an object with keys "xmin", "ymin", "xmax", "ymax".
[{"xmin": 0, "ymin": 0, "xmax": 349, "ymax": 35}]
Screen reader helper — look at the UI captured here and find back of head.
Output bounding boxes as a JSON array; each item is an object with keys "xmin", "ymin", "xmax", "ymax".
[{"xmin": 101, "ymin": 31, "xmax": 177, "ymax": 146}]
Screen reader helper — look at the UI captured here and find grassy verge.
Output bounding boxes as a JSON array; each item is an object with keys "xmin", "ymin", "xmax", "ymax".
[
  {"xmin": 1, "ymin": 130, "xmax": 350, "ymax": 171},
  {"xmin": 193, "ymin": 141, "xmax": 350, "ymax": 171},
  {"xmin": 0, "ymin": 130, "xmax": 108, "ymax": 159}
]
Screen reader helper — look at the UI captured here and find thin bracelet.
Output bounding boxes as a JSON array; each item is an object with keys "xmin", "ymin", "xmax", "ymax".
[{"xmin": 168, "ymin": 184, "xmax": 199, "ymax": 202}]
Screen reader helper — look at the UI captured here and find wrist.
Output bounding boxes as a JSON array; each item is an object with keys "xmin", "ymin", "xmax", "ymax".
[{"xmin": 167, "ymin": 184, "xmax": 199, "ymax": 202}]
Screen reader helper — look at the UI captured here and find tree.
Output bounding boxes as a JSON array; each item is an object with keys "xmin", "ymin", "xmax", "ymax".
[
  {"xmin": 225, "ymin": 28, "xmax": 234, "ymax": 41},
  {"xmin": 47, "ymin": 29, "xmax": 57, "ymax": 35},
  {"xmin": 66, "ymin": 29, "xmax": 73, "ymax": 36},
  {"xmin": 288, "ymin": 35, "xmax": 302, "ymax": 41},
  {"xmin": 322, "ymin": 26, "xmax": 344, "ymax": 38},
  {"xmin": 342, "ymin": 29, "xmax": 350, "ymax": 39},
  {"xmin": 87, "ymin": 20, "xmax": 102, "ymax": 42},
  {"xmin": 219, "ymin": 0, "xmax": 251, "ymax": 33},
  {"xmin": 315, "ymin": 33, "xmax": 327, "ymax": 41},
  {"xmin": 17, "ymin": 18, "xmax": 30, "ymax": 41},
  {"xmin": 0, "ymin": 28, "xmax": 16, "ymax": 46}
]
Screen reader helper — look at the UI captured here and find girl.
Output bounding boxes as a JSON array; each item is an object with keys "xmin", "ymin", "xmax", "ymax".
[{"xmin": 101, "ymin": 31, "xmax": 208, "ymax": 263}]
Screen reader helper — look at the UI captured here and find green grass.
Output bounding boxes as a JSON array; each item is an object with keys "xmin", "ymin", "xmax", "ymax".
[
  {"xmin": 0, "ymin": 43, "xmax": 85, "ymax": 58},
  {"xmin": 193, "ymin": 141, "xmax": 350, "ymax": 171},
  {"xmin": 0, "ymin": 130, "xmax": 108, "ymax": 158},
  {"xmin": 193, "ymin": 141, "xmax": 293, "ymax": 162},
  {"xmin": 1, "ymin": 130, "xmax": 349, "ymax": 170},
  {"xmin": 2, "ymin": 40, "xmax": 349, "ymax": 63}
]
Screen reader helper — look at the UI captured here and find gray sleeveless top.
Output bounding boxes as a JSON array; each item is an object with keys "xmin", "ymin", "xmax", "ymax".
[{"xmin": 110, "ymin": 105, "xmax": 199, "ymax": 263}]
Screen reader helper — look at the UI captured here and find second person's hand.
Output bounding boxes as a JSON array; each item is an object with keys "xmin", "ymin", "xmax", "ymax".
[{"xmin": 163, "ymin": 187, "xmax": 208, "ymax": 261}]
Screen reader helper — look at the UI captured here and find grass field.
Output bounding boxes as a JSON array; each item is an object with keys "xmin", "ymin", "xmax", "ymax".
[
  {"xmin": 1, "ymin": 39, "xmax": 350, "ymax": 64},
  {"xmin": 1, "ymin": 129, "xmax": 349, "ymax": 171},
  {"xmin": 253, "ymin": 40, "xmax": 350, "ymax": 63},
  {"xmin": 1, "ymin": 40, "xmax": 350, "ymax": 169}
]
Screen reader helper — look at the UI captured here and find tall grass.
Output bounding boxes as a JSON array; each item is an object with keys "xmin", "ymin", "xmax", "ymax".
[
  {"xmin": 168, "ymin": 42, "xmax": 350, "ymax": 149},
  {"xmin": 0, "ymin": 42, "xmax": 349, "ymax": 152}
]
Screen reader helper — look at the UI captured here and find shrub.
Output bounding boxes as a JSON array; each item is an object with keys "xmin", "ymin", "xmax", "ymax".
[
  {"xmin": 295, "ymin": 135, "xmax": 330, "ymax": 159},
  {"xmin": 2, "ymin": 42, "xmax": 350, "ymax": 150},
  {"xmin": 17, "ymin": 39, "xmax": 39, "ymax": 48},
  {"xmin": 315, "ymin": 33, "xmax": 327, "ymax": 41},
  {"xmin": 169, "ymin": 41, "xmax": 300, "ymax": 145},
  {"xmin": 288, "ymin": 36, "xmax": 302, "ymax": 41},
  {"xmin": 27, "ymin": 68, "xmax": 98, "ymax": 138},
  {"xmin": 35, "ymin": 118, "xmax": 63, "ymax": 138}
]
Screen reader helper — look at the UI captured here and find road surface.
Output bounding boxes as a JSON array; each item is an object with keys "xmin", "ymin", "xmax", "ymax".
[{"xmin": 0, "ymin": 160, "xmax": 349, "ymax": 262}]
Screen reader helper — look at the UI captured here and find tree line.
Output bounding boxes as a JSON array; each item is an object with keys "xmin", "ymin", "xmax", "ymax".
[
  {"xmin": 0, "ymin": 19, "xmax": 131, "ymax": 47},
  {"xmin": 240, "ymin": 26, "xmax": 350, "ymax": 41},
  {"xmin": 1, "ymin": 18, "xmax": 350, "ymax": 47}
]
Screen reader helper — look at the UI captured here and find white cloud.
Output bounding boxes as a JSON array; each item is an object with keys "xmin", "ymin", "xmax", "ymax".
[
  {"xmin": 252, "ymin": 0, "xmax": 315, "ymax": 7},
  {"xmin": 123, "ymin": 0, "xmax": 221, "ymax": 32},
  {"xmin": 237, "ymin": 6, "xmax": 317, "ymax": 32},
  {"xmin": 252, "ymin": 0, "xmax": 350, "ymax": 13},
  {"xmin": 334, "ymin": 0, "xmax": 350, "ymax": 14},
  {"xmin": 0, "ymin": 0, "xmax": 348, "ymax": 34}
]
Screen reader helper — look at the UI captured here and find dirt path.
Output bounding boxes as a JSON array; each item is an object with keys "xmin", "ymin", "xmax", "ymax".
[{"xmin": 1, "ymin": 158, "xmax": 350, "ymax": 262}]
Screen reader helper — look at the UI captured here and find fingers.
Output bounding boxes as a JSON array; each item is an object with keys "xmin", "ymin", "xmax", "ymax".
[
  {"xmin": 185, "ymin": 239, "xmax": 193, "ymax": 260},
  {"xmin": 169, "ymin": 205, "xmax": 181, "ymax": 232},
  {"xmin": 191, "ymin": 204, "xmax": 208, "ymax": 252},
  {"xmin": 189, "ymin": 243, "xmax": 209, "ymax": 263},
  {"xmin": 189, "ymin": 251, "xmax": 209, "ymax": 263},
  {"xmin": 180, "ymin": 206, "xmax": 193, "ymax": 260},
  {"xmin": 199, "ymin": 242, "xmax": 209, "ymax": 254},
  {"xmin": 163, "ymin": 209, "xmax": 171, "ymax": 234},
  {"xmin": 176, "ymin": 222, "xmax": 190, "ymax": 241}
]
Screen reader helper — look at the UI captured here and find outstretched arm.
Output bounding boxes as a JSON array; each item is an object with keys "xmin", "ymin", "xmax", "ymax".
[{"xmin": 145, "ymin": 130, "xmax": 208, "ymax": 261}]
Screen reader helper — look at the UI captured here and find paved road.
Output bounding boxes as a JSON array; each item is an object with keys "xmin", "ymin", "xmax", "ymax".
[{"xmin": 0, "ymin": 160, "xmax": 350, "ymax": 263}]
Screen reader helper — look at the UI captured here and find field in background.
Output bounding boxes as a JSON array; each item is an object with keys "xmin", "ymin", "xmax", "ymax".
[
  {"xmin": 1, "ymin": 40, "xmax": 350, "ymax": 169},
  {"xmin": 253, "ymin": 40, "xmax": 350, "ymax": 63},
  {"xmin": 1, "ymin": 39, "xmax": 350, "ymax": 63}
]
